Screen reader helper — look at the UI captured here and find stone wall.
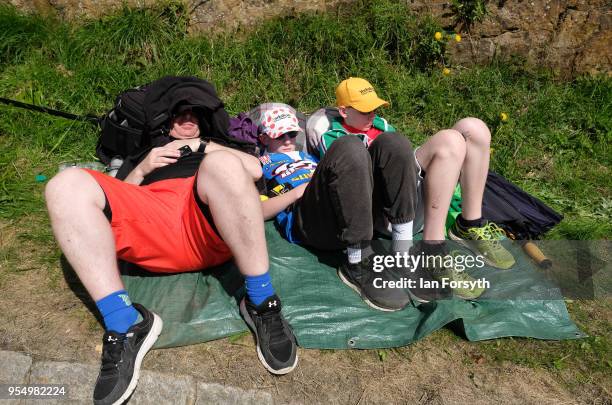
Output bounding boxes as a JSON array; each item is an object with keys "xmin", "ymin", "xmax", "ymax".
[
  {"xmin": 8, "ymin": 0, "xmax": 611, "ymax": 77},
  {"xmin": 413, "ymin": 0, "xmax": 611, "ymax": 77}
]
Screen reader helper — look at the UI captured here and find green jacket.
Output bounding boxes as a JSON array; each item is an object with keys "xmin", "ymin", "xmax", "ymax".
[{"xmin": 319, "ymin": 116, "xmax": 395, "ymax": 158}]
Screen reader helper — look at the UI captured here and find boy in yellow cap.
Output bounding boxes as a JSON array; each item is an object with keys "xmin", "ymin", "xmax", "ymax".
[
  {"xmin": 308, "ymin": 77, "xmax": 514, "ymax": 300},
  {"xmin": 318, "ymin": 77, "xmax": 394, "ymax": 155}
]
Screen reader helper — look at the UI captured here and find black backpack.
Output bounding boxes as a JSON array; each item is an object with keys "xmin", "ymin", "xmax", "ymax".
[
  {"xmin": 97, "ymin": 85, "xmax": 155, "ymax": 164},
  {"xmin": 96, "ymin": 76, "xmax": 256, "ymax": 164}
]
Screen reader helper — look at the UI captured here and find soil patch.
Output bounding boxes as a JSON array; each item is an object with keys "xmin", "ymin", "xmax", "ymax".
[{"xmin": 0, "ymin": 219, "xmax": 609, "ymax": 404}]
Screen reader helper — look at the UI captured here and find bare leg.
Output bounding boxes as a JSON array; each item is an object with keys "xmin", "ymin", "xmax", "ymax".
[
  {"xmin": 45, "ymin": 168, "xmax": 124, "ymax": 301},
  {"xmin": 453, "ymin": 117, "xmax": 491, "ymax": 220},
  {"xmin": 196, "ymin": 151, "xmax": 269, "ymax": 276},
  {"xmin": 415, "ymin": 130, "xmax": 466, "ymax": 241}
]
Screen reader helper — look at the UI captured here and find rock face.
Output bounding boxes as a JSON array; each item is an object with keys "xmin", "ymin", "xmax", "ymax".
[
  {"xmin": 188, "ymin": 0, "xmax": 343, "ymax": 32},
  {"xmin": 433, "ymin": 0, "xmax": 612, "ymax": 77},
  {"xmin": 9, "ymin": 0, "xmax": 611, "ymax": 77}
]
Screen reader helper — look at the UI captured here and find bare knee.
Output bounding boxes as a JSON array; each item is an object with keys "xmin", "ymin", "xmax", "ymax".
[
  {"xmin": 197, "ymin": 151, "xmax": 252, "ymax": 196},
  {"xmin": 45, "ymin": 168, "xmax": 105, "ymax": 212},
  {"xmin": 46, "ymin": 168, "xmax": 89, "ymax": 200},
  {"xmin": 454, "ymin": 117, "xmax": 491, "ymax": 147},
  {"xmin": 434, "ymin": 129, "xmax": 466, "ymax": 161}
]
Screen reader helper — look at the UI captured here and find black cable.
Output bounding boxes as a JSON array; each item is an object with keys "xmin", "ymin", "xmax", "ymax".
[{"xmin": 0, "ymin": 97, "xmax": 100, "ymax": 125}]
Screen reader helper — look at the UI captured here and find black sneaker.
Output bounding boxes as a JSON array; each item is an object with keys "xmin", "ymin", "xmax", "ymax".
[
  {"xmin": 239, "ymin": 295, "xmax": 298, "ymax": 375},
  {"xmin": 403, "ymin": 242, "xmax": 452, "ymax": 304},
  {"xmin": 338, "ymin": 256, "xmax": 411, "ymax": 312},
  {"xmin": 93, "ymin": 303, "xmax": 163, "ymax": 405}
]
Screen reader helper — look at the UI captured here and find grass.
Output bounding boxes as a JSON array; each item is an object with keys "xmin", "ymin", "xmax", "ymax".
[
  {"xmin": 0, "ymin": 1, "xmax": 609, "ymax": 234},
  {"xmin": 0, "ymin": 0, "xmax": 610, "ymax": 399}
]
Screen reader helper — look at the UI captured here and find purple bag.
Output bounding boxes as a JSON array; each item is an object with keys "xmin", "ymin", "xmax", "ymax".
[{"xmin": 228, "ymin": 112, "xmax": 259, "ymax": 144}]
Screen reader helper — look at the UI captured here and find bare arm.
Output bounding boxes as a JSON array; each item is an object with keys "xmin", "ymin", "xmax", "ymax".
[
  {"xmin": 123, "ymin": 139, "xmax": 198, "ymax": 185},
  {"xmin": 123, "ymin": 146, "xmax": 181, "ymax": 185},
  {"xmin": 205, "ymin": 141, "xmax": 262, "ymax": 181},
  {"xmin": 261, "ymin": 183, "xmax": 308, "ymax": 220},
  {"xmin": 123, "ymin": 138, "xmax": 261, "ymax": 185}
]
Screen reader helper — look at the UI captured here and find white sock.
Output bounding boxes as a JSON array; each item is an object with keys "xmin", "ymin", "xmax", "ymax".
[
  {"xmin": 392, "ymin": 221, "xmax": 413, "ymax": 241},
  {"xmin": 347, "ymin": 246, "xmax": 362, "ymax": 264},
  {"xmin": 392, "ymin": 221, "xmax": 414, "ymax": 252}
]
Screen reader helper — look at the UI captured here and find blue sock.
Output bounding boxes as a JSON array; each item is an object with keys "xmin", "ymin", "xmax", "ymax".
[
  {"xmin": 96, "ymin": 290, "xmax": 140, "ymax": 334},
  {"xmin": 245, "ymin": 272, "xmax": 275, "ymax": 306}
]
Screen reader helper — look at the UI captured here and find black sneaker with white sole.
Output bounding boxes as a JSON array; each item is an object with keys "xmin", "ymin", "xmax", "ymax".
[
  {"xmin": 93, "ymin": 303, "xmax": 163, "ymax": 405},
  {"xmin": 338, "ymin": 256, "xmax": 412, "ymax": 312},
  {"xmin": 239, "ymin": 295, "xmax": 298, "ymax": 375},
  {"xmin": 403, "ymin": 242, "xmax": 452, "ymax": 304}
]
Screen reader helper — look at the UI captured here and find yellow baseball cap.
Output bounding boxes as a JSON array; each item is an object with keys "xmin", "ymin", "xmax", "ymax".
[{"xmin": 335, "ymin": 77, "xmax": 389, "ymax": 113}]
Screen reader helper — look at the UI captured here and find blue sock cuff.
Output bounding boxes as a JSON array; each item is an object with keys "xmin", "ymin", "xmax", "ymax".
[
  {"xmin": 245, "ymin": 273, "xmax": 271, "ymax": 285},
  {"xmin": 96, "ymin": 290, "xmax": 140, "ymax": 334},
  {"xmin": 96, "ymin": 290, "xmax": 133, "ymax": 317},
  {"xmin": 245, "ymin": 272, "xmax": 276, "ymax": 306}
]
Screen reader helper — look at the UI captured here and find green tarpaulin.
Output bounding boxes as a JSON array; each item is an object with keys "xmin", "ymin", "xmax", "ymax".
[{"xmin": 121, "ymin": 222, "xmax": 585, "ymax": 349}]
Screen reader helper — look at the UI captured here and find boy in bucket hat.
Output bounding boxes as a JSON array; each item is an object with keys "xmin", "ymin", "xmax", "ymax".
[{"xmin": 258, "ymin": 107, "xmax": 318, "ymax": 241}]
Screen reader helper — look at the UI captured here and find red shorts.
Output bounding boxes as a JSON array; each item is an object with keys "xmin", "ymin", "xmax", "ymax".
[{"xmin": 84, "ymin": 169, "xmax": 232, "ymax": 273}]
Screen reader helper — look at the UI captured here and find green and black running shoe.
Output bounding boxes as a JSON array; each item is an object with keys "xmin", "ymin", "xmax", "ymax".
[{"xmin": 448, "ymin": 221, "xmax": 515, "ymax": 270}]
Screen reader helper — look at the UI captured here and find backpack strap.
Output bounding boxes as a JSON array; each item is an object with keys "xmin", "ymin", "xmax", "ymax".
[{"xmin": 0, "ymin": 97, "xmax": 99, "ymax": 123}]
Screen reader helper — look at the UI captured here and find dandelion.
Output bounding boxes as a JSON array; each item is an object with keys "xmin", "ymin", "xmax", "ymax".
[
  {"xmin": 454, "ymin": 33, "xmax": 462, "ymax": 42},
  {"xmin": 434, "ymin": 31, "xmax": 443, "ymax": 41},
  {"xmin": 500, "ymin": 112, "xmax": 509, "ymax": 122},
  {"xmin": 443, "ymin": 68, "xmax": 451, "ymax": 75}
]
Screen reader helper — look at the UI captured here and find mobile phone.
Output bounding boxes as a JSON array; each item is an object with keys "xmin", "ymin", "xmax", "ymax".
[{"xmin": 178, "ymin": 145, "xmax": 192, "ymax": 157}]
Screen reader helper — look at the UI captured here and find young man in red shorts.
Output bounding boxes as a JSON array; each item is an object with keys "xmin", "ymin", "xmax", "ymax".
[{"xmin": 45, "ymin": 107, "xmax": 297, "ymax": 405}]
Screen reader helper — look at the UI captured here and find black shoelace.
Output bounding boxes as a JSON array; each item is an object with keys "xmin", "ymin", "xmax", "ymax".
[
  {"xmin": 261, "ymin": 311, "xmax": 287, "ymax": 343},
  {"xmin": 101, "ymin": 335, "xmax": 126, "ymax": 373}
]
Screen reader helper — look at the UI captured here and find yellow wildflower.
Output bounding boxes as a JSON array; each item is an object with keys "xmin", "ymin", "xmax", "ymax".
[
  {"xmin": 443, "ymin": 68, "xmax": 451, "ymax": 75},
  {"xmin": 434, "ymin": 31, "xmax": 443, "ymax": 41},
  {"xmin": 455, "ymin": 33, "xmax": 462, "ymax": 42},
  {"xmin": 500, "ymin": 112, "xmax": 509, "ymax": 122}
]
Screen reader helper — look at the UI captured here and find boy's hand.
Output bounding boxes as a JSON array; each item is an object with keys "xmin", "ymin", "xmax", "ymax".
[
  {"xmin": 261, "ymin": 182, "xmax": 309, "ymax": 220},
  {"xmin": 291, "ymin": 183, "xmax": 308, "ymax": 199}
]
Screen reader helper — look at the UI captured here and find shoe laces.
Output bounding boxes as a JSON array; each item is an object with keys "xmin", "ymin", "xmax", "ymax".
[
  {"xmin": 261, "ymin": 311, "xmax": 287, "ymax": 344},
  {"xmin": 467, "ymin": 223, "xmax": 506, "ymax": 247},
  {"xmin": 101, "ymin": 334, "xmax": 126, "ymax": 372}
]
